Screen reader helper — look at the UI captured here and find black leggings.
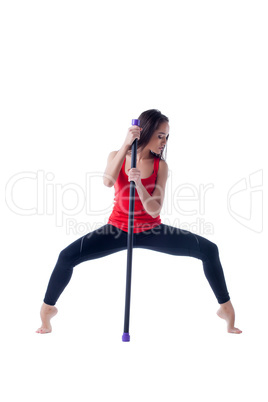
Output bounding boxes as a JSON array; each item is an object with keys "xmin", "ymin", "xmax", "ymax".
[{"xmin": 43, "ymin": 223, "xmax": 230, "ymax": 306}]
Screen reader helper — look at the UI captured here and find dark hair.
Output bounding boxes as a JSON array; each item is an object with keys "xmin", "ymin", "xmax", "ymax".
[{"xmin": 128, "ymin": 109, "xmax": 169, "ymax": 161}]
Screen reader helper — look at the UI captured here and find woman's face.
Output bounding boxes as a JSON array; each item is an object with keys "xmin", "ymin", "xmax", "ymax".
[{"xmin": 147, "ymin": 121, "xmax": 170, "ymax": 155}]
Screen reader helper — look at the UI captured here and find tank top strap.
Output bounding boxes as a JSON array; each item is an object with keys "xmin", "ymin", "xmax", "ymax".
[{"xmin": 154, "ymin": 156, "xmax": 160, "ymax": 176}]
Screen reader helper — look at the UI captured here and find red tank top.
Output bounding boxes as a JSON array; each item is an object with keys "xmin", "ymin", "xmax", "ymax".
[{"xmin": 108, "ymin": 156, "xmax": 161, "ymax": 233}]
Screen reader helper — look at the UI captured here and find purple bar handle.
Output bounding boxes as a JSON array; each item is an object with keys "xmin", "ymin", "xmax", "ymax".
[{"xmin": 132, "ymin": 119, "xmax": 140, "ymax": 126}]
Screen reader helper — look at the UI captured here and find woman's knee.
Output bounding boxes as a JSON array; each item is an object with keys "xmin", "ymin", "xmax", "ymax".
[
  {"xmin": 57, "ymin": 243, "xmax": 80, "ymax": 266},
  {"xmin": 198, "ymin": 237, "xmax": 219, "ymax": 261}
]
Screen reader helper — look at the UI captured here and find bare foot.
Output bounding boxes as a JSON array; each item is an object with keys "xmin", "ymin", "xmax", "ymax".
[
  {"xmin": 217, "ymin": 300, "xmax": 242, "ymax": 334},
  {"xmin": 36, "ymin": 303, "xmax": 58, "ymax": 334}
]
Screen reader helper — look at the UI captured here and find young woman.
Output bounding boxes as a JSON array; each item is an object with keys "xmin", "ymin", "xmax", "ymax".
[{"xmin": 36, "ymin": 109, "xmax": 242, "ymax": 334}]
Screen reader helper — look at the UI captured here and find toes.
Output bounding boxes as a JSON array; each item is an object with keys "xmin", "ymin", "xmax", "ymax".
[
  {"xmin": 36, "ymin": 327, "xmax": 50, "ymax": 334},
  {"xmin": 235, "ymin": 329, "xmax": 242, "ymax": 334},
  {"xmin": 228, "ymin": 327, "xmax": 242, "ymax": 334}
]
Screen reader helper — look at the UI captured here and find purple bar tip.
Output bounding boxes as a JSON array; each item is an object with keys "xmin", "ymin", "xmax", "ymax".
[
  {"xmin": 132, "ymin": 119, "xmax": 140, "ymax": 126},
  {"xmin": 122, "ymin": 332, "xmax": 130, "ymax": 342}
]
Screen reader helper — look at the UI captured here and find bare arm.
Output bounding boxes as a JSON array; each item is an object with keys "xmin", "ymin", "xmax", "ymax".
[
  {"xmin": 103, "ymin": 145, "xmax": 129, "ymax": 187},
  {"xmin": 130, "ymin": 160, "xmax": 169, "ymax": 218},
  {"xmin": 103, "ymin": 125, "xmax": 142, "ymax": 187}
]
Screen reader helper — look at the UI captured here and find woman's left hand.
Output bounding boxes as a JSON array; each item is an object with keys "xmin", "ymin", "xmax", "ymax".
[{"xmin": 128, "ymin": 168, "xmax": 142, "ymax": 186}]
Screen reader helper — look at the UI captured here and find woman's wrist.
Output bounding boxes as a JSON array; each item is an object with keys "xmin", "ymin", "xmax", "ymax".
[
  {"xmin": 135, "ymin": 180, "xmax": 143, "ymax": 191},
  {"xmin": 121, "ymin": 141, "xmax": 131, "ymax": 153}
]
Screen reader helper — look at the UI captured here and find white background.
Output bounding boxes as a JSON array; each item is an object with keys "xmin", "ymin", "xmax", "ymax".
[{"xmin": 1, "ymin": 1, "xmax": 267, "ymax": 401}]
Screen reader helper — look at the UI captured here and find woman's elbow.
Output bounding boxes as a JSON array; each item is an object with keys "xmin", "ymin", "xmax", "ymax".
[
  {"xmin": 150, "ymin": 208, "xmax": 161, "ymax": 219},
  {"xmin": 146, "ymin": 200, "xmax": 162, "ymax": 218},
  {"xmin": 103, "ymin": 177, "xmax": 114, "ymax": 187}
]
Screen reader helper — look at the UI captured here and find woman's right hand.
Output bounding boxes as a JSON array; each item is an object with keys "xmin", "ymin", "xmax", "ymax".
[{"xmin": 123, "ymin": 125, "xmax": 143, "ymax": 147}]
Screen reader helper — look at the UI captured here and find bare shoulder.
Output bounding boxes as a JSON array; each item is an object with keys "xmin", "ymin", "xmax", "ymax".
[
  {"xmin": 156, "ymin": 159, "xmax": 168, "ymax": 186},
  {"xmin": 159, "ymin": 159, "xmax": 169, "ymax": 174},
  {"xmin": 153, "ymin": 159, "xmax": 169, "ymax": 200},
  {"xmin": 107, "ymin": 150, "xmax": 118, "ymax": 161}
]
